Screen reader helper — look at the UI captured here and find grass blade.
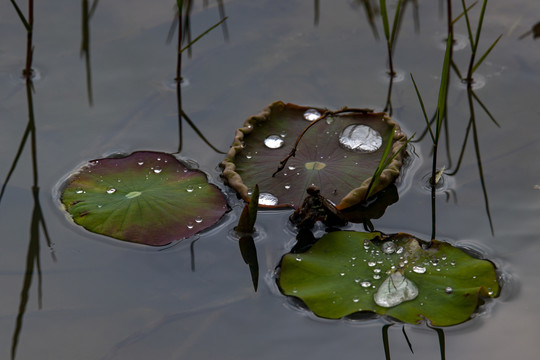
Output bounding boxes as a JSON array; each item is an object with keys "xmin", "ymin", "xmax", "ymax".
[
  {"xmin": 472, "ymin": 33, "xmax": 502, "ymax": 73},
  {"xmin": 452, "ymin": 1, "xmax": 477, "ymax": 25},
  {"xmin": 179, "ymin": 17, "xmax": 228, "ymax": 54},
  {"xmin": 379, "ymin": 0, "xmax": 390, "ymax": 41},
  {"xmin": 410, "ymin": 73, "xmax": 435, "ymax": 143}
]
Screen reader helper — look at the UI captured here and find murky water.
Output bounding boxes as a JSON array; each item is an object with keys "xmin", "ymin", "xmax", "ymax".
[{"xmin": 1, "ymin": 0, "xmax": 540, "ymax": 359}]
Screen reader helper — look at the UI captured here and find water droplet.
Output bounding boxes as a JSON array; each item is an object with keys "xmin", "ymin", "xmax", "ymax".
[
  {"xmin": 187, "ymin": 222, "xmax": 194, "ymax": 229},
  {"xmin": 195, "ymin": 216, "xmax": 203, "ymax": 223},
  {"xmin": 445, "ymin": 286, "xmax": 453, "ymax": 294},
  {"xmin": 373, "ymin": 268, "xmax": 381, "ymax": 274},
  {"xmin": 295, "ymin": 256, "xmax": 302, "ymax": 262},
  {"xmin": 259, "ymin": 193, "xmax": 278, "ymax": 206},
  {"xmin": 287, "ymin": 165, "xmax": 296, "ymax": 171},
  {"xmin": 75, "ymin": 189, "xmax": 84, "ymax": 194},
  {"xmin": 153, "ymin": 167, "xmax": 162, "ymax": 174},
  {"xmin": 106, "ymin": 188, "xmax": 116, "ymax": 194},
  {"xmin": 284, "ymin": 184, "xmax": 291, "ymax": 190},
  {"xmin": 353, "ymin": 298, "xmax": 360, "ymax": 303},
  {"xmin": 361, "ymin": 281, "xmax": 371, "ymax": 288},
  {"xmin": 382, "ymin": 241, "xmax": 396, "ymax": 254},
  {"xmin": 303, "ymin": 109, "xmax": 321, "ymax": 121},
  {"xmin": 373, "ymin": 271, "xmax": 419, "ymax": 308},
  {"xmin": 326, "ymin": 116, "xmax": 334, "ymax": 125},
  {"xmin": 368, "ymin": 261, "xmax": 376, "ymax": 267},
  {"xmin": 97, "ymin": 204, "xmax": 102, "ymax": 208},
  {"xmin": 280, "ymin": 131, "xmax": 287, "ymax": 138},
  {"xmin": 186, "ymin": 185, "xmax": 194, "ymax": 192},
  {"xmin": 373, "ymin": 274, "xmax": 381, "ymax": 280},
  {"xmin": 450, "ymin": 260, "xmax": 456, "ymax": 266},
  {"xmin": 264, "ymin": 135, "xmax": 284, "ymax": 149},
  {"xmin": 412, "ymin": 266, "xmax": 426, "ymax": 274},
  {"xmin": 137, "ymin": 161, "xmax": 144, "ymax": 166},
  {"xmin": 339, "ymin": 272, "xmax": 346, "ymax": 276},
  {"xmin": 396, "ymin": 246, "xmax": 404, "ymax": 254},
  {"xmin": 338, "ymin": 124, "xmax": 382, "ymax": 153},
  {"xmin": 245, "ymin": 152, "xmax": 253, "ymax": 159}
]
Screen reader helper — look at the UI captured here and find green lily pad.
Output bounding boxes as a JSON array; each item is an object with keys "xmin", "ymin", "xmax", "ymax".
[
  {"xmin": 60, "ymin": 151, "xmax": 228, "ymax": 246},
  {"xmin": 221, "ymin": 101, "xmax": 407, "ymax": 209},
  {"xmin": 278, "ymin": 231, "xmax": 500, "ymax": 326}
]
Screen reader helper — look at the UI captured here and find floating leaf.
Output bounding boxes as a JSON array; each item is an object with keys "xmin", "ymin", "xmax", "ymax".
[
  {"xmin": 221, "ymin": 101, "xmax": 407, "ymax": 209},
  {"xmin": 60, "ymin": 151, "xmax": 228, "ymax": 246},
  {"xmin": 278, "ymin": 231, "xmax": 500, "ymax": 326}
]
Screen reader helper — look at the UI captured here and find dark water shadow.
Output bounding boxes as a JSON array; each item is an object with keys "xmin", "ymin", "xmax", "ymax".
[{"xmin": 80, "ymin": 0, "xmax": 100, "ymax": 106}]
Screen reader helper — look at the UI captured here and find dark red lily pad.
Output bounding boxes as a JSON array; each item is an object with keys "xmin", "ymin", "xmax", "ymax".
[
  {"xmin": 221, "ymin": 101, "xmax": 407, "ymax": 209},
  {"xmin": 60, "ymin": 151, "xmax": 228, "ymax": 246}
]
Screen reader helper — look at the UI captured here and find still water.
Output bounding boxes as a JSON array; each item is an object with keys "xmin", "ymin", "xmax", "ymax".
[{"xmin": 1, "ymin": 0, "xmax": 540, "ymax": 359}]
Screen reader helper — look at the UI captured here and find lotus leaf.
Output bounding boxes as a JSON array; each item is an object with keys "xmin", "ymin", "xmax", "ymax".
[
  {"xmin": 221, "ymin": 101, "xmax": 407, "ymax": 209},
  {"xmin": 278, "ymin": 231, "xmax": 500, "ymax": 326},
  {"xmin": 60, "ymin": 151, "xmax": 228, "ymax": 246}
]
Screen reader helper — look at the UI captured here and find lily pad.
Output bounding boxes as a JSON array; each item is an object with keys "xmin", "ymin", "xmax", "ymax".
[
  {"xmin": 278, "ymin": 231, "xmax": 500, "ymax": 326},
  {"xmin": 221, "ymin": 101, "xmax": 407, "ymax": 209},
  {"xmin": 60, "ymin": 151, "xmax": 228, "ymax": 246}
]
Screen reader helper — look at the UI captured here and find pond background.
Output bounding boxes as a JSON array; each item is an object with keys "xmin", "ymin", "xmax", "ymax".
[{"xmin": 1, "ymin": 0, "xmax": 540, "ymax": 359}]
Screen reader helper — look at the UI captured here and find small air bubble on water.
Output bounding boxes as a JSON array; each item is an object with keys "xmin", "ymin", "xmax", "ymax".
[
  {"xmin": 339, "ymin": 124, "xmax": 382, "ymax": 153},
  {"xmin": 304, "ymin": 109, "xmax": 321, "ymax": 121},
  {"xmin": 264, "ymin": 135, "xmax": 284, "ymax": 149},
  {"xmin": 259, "ymin": 193, "xmax": 278, "ymax": 206}
]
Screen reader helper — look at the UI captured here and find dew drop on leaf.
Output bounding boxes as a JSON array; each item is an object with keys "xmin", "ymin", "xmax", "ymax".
[
  {"xmin": 373, "ymin": 271, "xmax": 419, "ymax": 308},
  {"xmin": 259, "ymin": 193, "xmax": 278, "ymax": 206},
  {"xmin": 303, "ymin": 109, "xmax": 321, "ymax": 121},
  {"xmin": 264, "ymin": 135, "xmax": 284, "ymax": 149},
  {"xmin": 339, "ymin": 124, "xmax": 382, "ymax": 153}
]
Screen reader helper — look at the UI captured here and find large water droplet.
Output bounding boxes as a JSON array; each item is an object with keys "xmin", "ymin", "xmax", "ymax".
[
  {"xmin": 258, "ymin": 193, "xmax": 278, "ymax": 206},
  {"xmin": 153, "ymin": 167, "xmax": 162, "ymax": 174},
  {"xmin": 303, "ymin": 109, "xmax": 321, "ymax": 121},
  {"xmin": 264, "ymin": 135, "xmax": 284, "ymax": 149},
  {"xmin": 186, "ymin": 185, "xmax": 194, "ymax": 193},
  {"xmin": 339, "ymin": 124, "xmax": 382, "ymax": 153},
  {"xmin": 382, "ymin": 241, "xmax": 396, "ymax": 254},
  {"xmin": 195, "ymin": 216, "xmax": 203, "ymax": 224},
  {"xmin": 412, "ymin": 266, "xmax": 426, "ymax": 274},
  {"xmin": 373, "ymin": 271, "xmax": 419, "ymax": 308}
]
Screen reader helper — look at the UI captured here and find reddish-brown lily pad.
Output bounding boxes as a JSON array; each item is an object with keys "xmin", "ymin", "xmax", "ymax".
[
  {"xmin": 60, "ymin": 151, "xmax": 228, "ymax": 246},
  {"xmin": 221, "ymin": 101, "xmax": 407, "ymax": 209}
]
